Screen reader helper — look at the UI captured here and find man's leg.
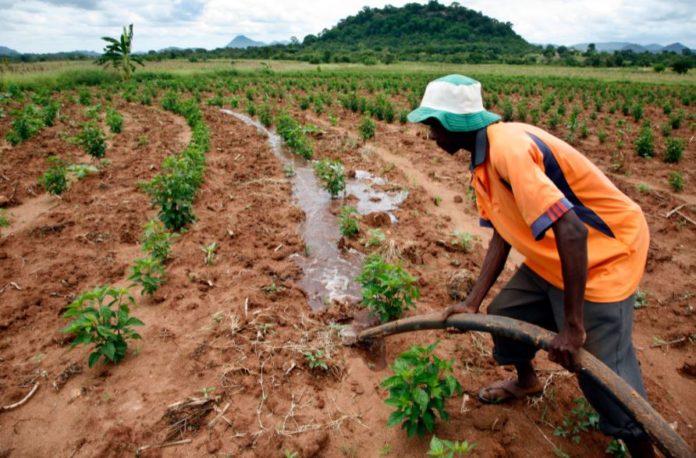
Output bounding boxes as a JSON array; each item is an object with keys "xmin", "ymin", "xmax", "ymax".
[
  {"xmin": 548, "ymin": 290, "xmax": 654, "ymax": 457},
  {"xmin": 485, "ymin": 264, "xmax": 558, "ymax": 400}
]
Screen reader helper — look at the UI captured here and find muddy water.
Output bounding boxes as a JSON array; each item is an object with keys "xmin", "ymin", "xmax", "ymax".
[{"xmin": 222, "ymin": 110, "xmax": 407, "ymax": 309}]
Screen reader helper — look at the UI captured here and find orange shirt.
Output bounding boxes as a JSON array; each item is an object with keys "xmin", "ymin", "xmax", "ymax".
[{"xmin": 472, "ymin": 122, "xmax": 649, "ymax": 302}]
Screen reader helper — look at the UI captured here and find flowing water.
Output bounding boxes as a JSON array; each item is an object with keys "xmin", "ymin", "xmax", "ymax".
[{"xmin": 222, "ymin": 110, "xmax": 407, "ymax": 309}]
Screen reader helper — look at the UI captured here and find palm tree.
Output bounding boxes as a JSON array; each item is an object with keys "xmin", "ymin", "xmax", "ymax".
[{"xmin": 96, "ymin": 24, "xmax": 144, "ymax": 81}]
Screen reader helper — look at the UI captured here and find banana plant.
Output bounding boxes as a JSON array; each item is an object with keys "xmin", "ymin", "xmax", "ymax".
[{"xmin": 96, "ymin": 24, "xmax": 144, "ymax": 81}]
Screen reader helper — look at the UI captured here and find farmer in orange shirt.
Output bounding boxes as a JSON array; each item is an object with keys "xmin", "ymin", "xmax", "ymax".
[{"xmin": 409, "ymin": 75, "xmax": 653, "ymax": 457}]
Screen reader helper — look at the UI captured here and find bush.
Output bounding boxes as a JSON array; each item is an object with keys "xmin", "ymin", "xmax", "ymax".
[
  {"xmin": 39, "ymin": 156, "xmax": 69, "ymax": 195},
  {"xmin": 106, "ymin": 107, "xmax": 124, "ymax": 133},
  {"xmin": 668, "ymin": 171, "xmax": 684, "ymax": 192},
  {"xmin": 77, "ymin": 122, "xmax": 107, "ymax": 158},
  {"xmin": 314, "ymin": 159, "xmax": 345, "ymax": 198},
  {"xmin": 276, "ymin": 112, "xmax": 313, "ymax": 159},
  {"xmin": 5, "ymin": 105, "xmax": 44, "ymax": 145},
  {"xmin": 339, "ymin": 206, "xmax": 359, "ymax": 237},
  {"xmin": 62, "ymin": 286, "xmax": 143, "ymax": 368},
  {"xmin": 356, "ymin": 254, "xmax": 419, "ymax": 323},
  {"xmin": 381, "ymin": 343, "xmax": 462, "ymax": 437},
  {"xmin": 501, "ymin": 100, "xmax": 513, "ymax": 122},
  {"xmin": 664, "ymin": 138, "xmax": 684, "ymax": 163},
  {"xmin": 359, "ymin": 116, "xmax": 376, "ymax": 141},
  {"xmin": 634, "ymin": 123, "xmax": 654, "ymax": 158},
  {"xmin": 258, "ymin": 103, "xmax": 273, "ymax": 127}
]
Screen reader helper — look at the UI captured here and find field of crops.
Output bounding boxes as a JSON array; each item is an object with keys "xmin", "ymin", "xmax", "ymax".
[{"xmin": 0, "ymin": 63, "xmax": 694, "ymax": 457}]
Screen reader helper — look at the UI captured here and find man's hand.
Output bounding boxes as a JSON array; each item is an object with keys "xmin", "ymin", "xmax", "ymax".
[
  {"xmin": 548, "ymin": 324, "xmax": 586, "ymax": 372},
  {"xmin": 441, "ymin": 300, "xmax": 480, "ymax": 321}
]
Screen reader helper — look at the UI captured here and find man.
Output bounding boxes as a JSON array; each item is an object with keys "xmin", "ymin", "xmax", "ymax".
[{"xmin": 408, "ymin": 75, "xmax": 653, "ymax": 457}]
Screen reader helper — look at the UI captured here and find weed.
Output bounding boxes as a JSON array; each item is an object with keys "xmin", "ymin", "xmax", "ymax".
[
  {"xmin": 314, "ymin": 159, "xmax": 346, "ymax": 198},
  {"xmin": 283, "ymin": 450, "xmax": 299, "ymax": 458},
  {"xmin": 283, "ymin": 164, "xmax": 296, "ymax": 177},
  {"xmin": 433, "ymin": 196, "xmax": 443, "ymax": 206},
  {"xmin": 378, "ymin": 443, "xmax": 393, "ymax": 456},
  {"xmin": 67, "ymin": 164, "xmax": 98, "ymax": 179},
  {"xmin": 136, "ymin": 134, "xmax": 149, "ymax": 148},
  {"xmin": 199, "ymin": 386, "xmax": 215, "ymax": 398},
  {"xmin": 635, "ymin": 183, "xmax": 651, "ymax": 193},
  {"xmin": 39, "ymin": 156, "xmax": 69, "ymax": 195},
  {"xmin": 364, "ymin": 228, "xmax": 386, "ymax": 247},
  {"xmin": 304, "ymin": 350, "xmax": 329, "ymax": 371},
  {"xmin": 62, "ymin": 285, "xmax": 143, "ymax": 368},
  {"xmin": 77, "ymin": 122, "xmax": 107, "ymax": 158},
  {"xmin": 339, "ymin": 206, "xmax": 360, "ymax": 237},
  {"xmin": 427, "ymin": 436, "xmax": 476, "ymax": 457},
  {"xmin": 553, "ymin": 397, "xmax": 600, "ymax": 444},
  {"xmin": 664, "ymin": 137, "xmax": 684, "ymax": 163},
  {"xmin": 106, "ymin": 107, "xmax": 124, "ymax": 133},
  {"xmin": 359, "ymin": 116, "xmax": 376, "ymax": 141},
  {"xmin": 357, "ymin": 254, "xmax": 419, "ymax": 323},
  {"xmin": 201, "ymin": 242, "xmax": 219, "ymax": 265},
  {"xmin": 0, "ymin": 209, "xmax": 9, "ymax": 228},
  {"xmin": 329, "ymin": 114, "xmax": 340, "ymax": 126},
  {"xmin": 635, "ymin": 290, "xmax": 647, "ymax": 308},
  {"xmin": 606, "ymin": 439, "xmax": 628, "ymax": 457},
  {"xmin": 141, "ymin": 219, "xmax": 177, "ymax": 262},
  {"xmin": 129, "ymin": 256, "xmax": 166, "ymax": 295},
  {"xmin": 381, "ymin": 342, "xmax": 462, "ymax": 437},
  {"xmin": 451, "ymin": 230, "xmax": 476, "ymax": 253},
  {"xmin": 668, "ymin": 171, "xmax": 684, "ymax": 193}
]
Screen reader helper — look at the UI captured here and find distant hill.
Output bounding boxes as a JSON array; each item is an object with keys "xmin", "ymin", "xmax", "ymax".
[
  {"xmin": 296, "ymin": 1, "xmax": 534, "ymax": 61},
  {"xmin": 571, "ymin": 42, "xmax": 691, "ymax": 54},
  {"xmin": 0, "ymin": 46, "xmax": 19, "ymax": 56},
  {"xmin": 226, "ymin": 35, "xmax": 265, "ymax": 49}
]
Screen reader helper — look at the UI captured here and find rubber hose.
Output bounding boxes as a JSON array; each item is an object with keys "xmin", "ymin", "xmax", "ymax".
[{"xmin": 357, "ymin": 313, "xmax": 694, "ymax": 458}]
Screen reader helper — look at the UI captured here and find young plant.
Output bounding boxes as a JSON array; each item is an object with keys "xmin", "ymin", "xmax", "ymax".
[
  {"xmin": 129, "ymin": 256, "xmax": 166, "ymax": 295},
  {"xmin": 39, "ymin": 156, "xmax": 69, "ymax": 195},
  {"xmin": 77, "ymin": 122, "xmax": 107, "ymax": 158},
  {"xmin": 356, "ymin": 254, "xmax": 419, "ymax": 323},
  {"xmin": 0, "ymin": 209, "xmax": 9, "ymax": 228},
  {"xmin": 364, "ymin": 228, "xmax": 386, "ymax": 247},
  {"xmin": 634, "ymin": 122, "xmax": 654, "ymax": 158},
  {"xmin": 201, "ymin": 242, "xmax": 219, "ymax": 265},
  {"xmin": 339, "ymin": 206, "xmax": 360, "ymax": 237},
  {"xmin": 668, "ymin": 171, "xmax": 684, "ymax": 193},
  {"xmin": 381, "ymin": 342, "xmax": 462, "ymax": 437},
  {"xmin": 553, "ymin": 397, "xmax": 600, "ymax": 444},
  {"xmin": 451, "ymin": 230, "xmax": 476, "ymax": 253},
  {"xmin": 106, "ymin": 107, "xmax": 124, "ymax": 133},
  {"xmin": 276, "ymin": 112, "xmax": 313, "ymax": 159},
  {"xmin": 427, "ymin": 436, "xmax": 476, "ymax": 457},
  {"xmin": 67, "ymin": 164, "xmax": 98, "ymax": 179},
  {"xmin": 5, "ymin": 105, "xmax": 44, "ymax": 145},
  {"xmin": 62, "ymin": 285, "xmax": 143, "ymax": 368},
  {"xmin": 304, "ymin": 350, "xmax": 329, "ymax": 371},
  {"xmin": 664, "ymin": 137, "xmax": 684, "ymax": 164},
  {"xmin": 359, "ymin": 116, "xmax": 376, "ymax": 141},
  {"xmin": 314, "ymin": 159, "xmax": 346, "ymax": 198},
  {"xmin": 141, "ymin": 219, "xmax": 177, "ymax": 262}
]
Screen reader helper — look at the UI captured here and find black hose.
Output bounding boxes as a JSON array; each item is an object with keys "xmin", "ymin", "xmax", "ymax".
[{"xmin": 357, "ymin": 313, "xmax": 694, "ymax": 458}]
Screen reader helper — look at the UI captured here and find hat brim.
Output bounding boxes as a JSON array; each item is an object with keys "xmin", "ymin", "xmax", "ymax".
[{"xmin": 407, "ymin": 107, "xmax": 501, "ymax": 132}]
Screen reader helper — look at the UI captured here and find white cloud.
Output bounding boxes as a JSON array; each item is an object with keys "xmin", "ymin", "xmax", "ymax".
[{"xmin": 0, "ymin": 0, "xmax": 693, "ymax": 53}]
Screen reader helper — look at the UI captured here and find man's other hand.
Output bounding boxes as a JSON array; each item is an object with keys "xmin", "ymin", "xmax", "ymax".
[
  {"xmin": 548, "ymin": 324, "xmax": 586, "ymax": 372},
  {"xmin": 441, "ymin": 300, "xmax": 480, "ymax": 321}
]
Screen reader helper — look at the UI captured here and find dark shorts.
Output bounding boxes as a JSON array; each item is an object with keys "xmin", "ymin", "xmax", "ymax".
[{"xmin": 488, "ymin": 264, "xmax": 648, "ymax": 441}]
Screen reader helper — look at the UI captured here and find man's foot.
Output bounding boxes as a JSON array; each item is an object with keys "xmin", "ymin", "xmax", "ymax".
[{"xmin": 478, "ymin": 379, "xmax": 544, "ymax": 404}]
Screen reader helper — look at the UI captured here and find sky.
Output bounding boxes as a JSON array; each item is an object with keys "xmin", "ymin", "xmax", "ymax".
[{"xmin": 0, "ymin": 0, "xmax": 694, "ymax": 53}]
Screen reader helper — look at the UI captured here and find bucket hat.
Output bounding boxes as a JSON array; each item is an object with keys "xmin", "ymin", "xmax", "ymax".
[{"xmin": 407, "ymin": 74, "xmax": 501, "ymax": 132}]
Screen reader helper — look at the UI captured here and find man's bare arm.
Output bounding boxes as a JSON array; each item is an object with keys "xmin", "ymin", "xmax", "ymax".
[
  {"xmin": 441, "ymin": 229, "xmax": 511, "ymax": 320},
  {"xmin": 549, "ymin": 210, "xmax": 588, "ymax": 372}
]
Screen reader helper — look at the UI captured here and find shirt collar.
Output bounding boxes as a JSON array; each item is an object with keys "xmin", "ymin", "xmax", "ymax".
[{"xmin": 470, "ymin": 127, "xmax": 488, "ymax": 171}]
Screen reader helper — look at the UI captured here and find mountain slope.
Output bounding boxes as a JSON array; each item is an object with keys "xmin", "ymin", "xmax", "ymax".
[
  {"xmin": 0, "ymin": 45, "xmax": 19, "ymax": 56},
  {"xmin": 226, "ymin": 35, "xmax": 265, "ymax": 49}
]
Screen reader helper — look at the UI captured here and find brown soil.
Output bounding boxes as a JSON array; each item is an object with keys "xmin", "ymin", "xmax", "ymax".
[{"xmin": 0, "ymin": 92, "xmax": 694, "ymax": 458}]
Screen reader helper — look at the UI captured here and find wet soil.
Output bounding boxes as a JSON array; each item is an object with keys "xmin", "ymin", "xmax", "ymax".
[{"xmin": 0, "ymin": 91, "xmax": 694, "ymax": 457}]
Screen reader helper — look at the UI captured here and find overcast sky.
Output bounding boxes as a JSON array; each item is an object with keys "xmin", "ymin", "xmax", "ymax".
[{"xmin": 1, "ymin": 0, "xmax": 694, "ymax": 53}]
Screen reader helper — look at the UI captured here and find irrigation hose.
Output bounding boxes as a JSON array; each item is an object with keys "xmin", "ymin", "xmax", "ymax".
[{"xmin": 357, "ymin": 313, "xmax": 694, "ymax": 458}]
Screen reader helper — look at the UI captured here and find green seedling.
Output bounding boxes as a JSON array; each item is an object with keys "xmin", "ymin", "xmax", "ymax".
[
  {"xmin": 62, "ymin": 285, "xmax": 143, "ymax": 368},
  {"xmin": 664, "ymin": 138, "xmax": 684, "ymax": 164},
  {"xmin": 553, "ymin": 397, "xmax": 600, "ymax": 444},
  {"xmin": 606, "ymin": 439, "xmax": 628, "ymax": 457},
  {"xmin": 635, "ymin": 183, "xmax": 651, "ymax": 193},
  {"xmin": 364, "ymin": 228, "xmax": 386, "ymax": 247},
  {"xmin": 381, "ymin": 342, "xmax": 462, "ymax": 437},
  {"xmin": 201, "ymin": 242, "xmax": 219, "ymax": 265},
  {"xmin": 668, "ymin": 171, "xmax": 684, "ymax": 193},
  {"xmin": 378, "ymin": 443, "xmax": 393, "ymax": 456},
  {"xmin": 106, "ymin": 107, "xmax": 124, "ymax": 133},
  {"xmin": 314, "ymin": 159, "xmax": 346, "ymax": 198},
  {"xmin": 359, "ymin": 116, "xmax": 376, "ymax": 141},
  {"xmin": 357, "ymin": 254, "xmax": 419, "ymax": 323},
  {"xmin": 0, "ymin": 209, "xmax": 10, "ymax": 228},
  {"xmin": 451, "ymin": 230, "xmax": 476, "ymax": 253},
  {"xmin": 67, "ymin": 164, "xmax": 98, "ymax": 179},
  {"xmin": 141, "ymin": 219, "xmax": 177, "ymax": 262},
  {"xmin": 339, "ymin": 206, "xmax": 360, "ymax": 237},
  {"xmin": 129, "ymin": 256, "xmax": 166, "ymax": 295},
  {"xmin": 199, "ymin": 386, "xmax": 215, "ymax": 398},
  {"xmin": 283, "ymin": 450, "xmax": 298, "ymax": 458},
  {"xmin": 427, "ymin": 436, "xmax": 476, "ymax": 457},
  {"xmin": 283, "ymin": 164, "xmax": 296, "ymax": 177},
  {"xmin": 635, "ymin": 290, "xmax": 647, "ymax": 308},
  {"xmin": 634, "ymin": 123, "xmax": 654, "ymax": 158},
  {"xmin": 304, "ymin": 350, "xmax": 329, "ymax": 371},
  {"xmin": 39, "ymin": 156, "xmax": 69, "ymax": 195},
  {"xmin": 77, "ymin": 122, "xmax": 107, "ymax": 158}
]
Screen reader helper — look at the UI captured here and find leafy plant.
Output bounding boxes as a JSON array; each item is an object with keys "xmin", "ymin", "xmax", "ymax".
[
  {"xmin": 0, "ymin": 209, "xmax": 9, "ymax": 228},
  {"xmin": 96, "ymin": 24, "xmax": 144, "ymax": 81},
  {"xmin": 201, "ymin": 242, "xmax": 219, "ymax": 265},
  {"xmin": 356, "ymin": 254, "xmax": 419, "ymax": 323},
  {"xmin": 304, "ymin": 350, "xmax": 329, "ymax": 371},
  {"xmin": 427, "ymin": 436, "xmax": 476, "ymax": 457},
  {"xmin": 553, "ymin": 397, "xmax": 600, "ymax": 444},
  {"xmin": 106, "ymin": 107, "xmax": 124, "ymax": 133},
  {"xmin": 77, "ymin": 122, "xmax": 107, "ymax": 158},
  {"xmin": 668, "ymin": 171, "xmax": 684, "ymax": 193},
  {"xmin": 67, "ymin": 164, "xmax": 98, "ymax": 179},
  {"xmin": 276, "ymin": 112, "xmax": 313, "ymax": 159},
  {"xmin": 141, "ymin": 219, "xmax": 177, "ymax": 262},
  {"xmin": 635, "ymin": 183, "xmax": 651, "ymax": 193},
  {"xmin": 62, "ymin": 286, "xmax": 143, "ymax": 368},
  {"xmin": 606, "ymin": 439, "xmax": 628, "ymax": 457},
  {"xmin": 359, "ymin": 116, "xmax": 376, "ymax": 141},
  {"xmin": 381, "ymin": 343, "xmax": 462, "ymax": 437},
  {"xmin": 664, "ymin": 137, "xmax": 683, "ymax": 163},
  {"xmin": 42, "ymin": 100, "xmax": 60, "ymax": 127},
  {"xmin": 39, "ymin": 156, "xmax": 69, "ymax": 195},
  {"xmin": 129, "ymin": 256, "xmax": 166, "ymax": 295},
  {"xmin": 451, "ymin": 230, "xmax": 476, "ymax": 253},
  {"xmin": 635, "ymin": 290, "xmax": 647, "ymax": 308},
  {"xmin": 314, "ymin": 159, "xmax": 346, "ymax": 198},
  {"xmin": 5, "ymin": 105, "xmax": 44, "ymax": 145},
  {"xmin": 634, "ymin": 122, "xmax": 654, "ymax": 158},
  {"xmin": 339, "ymin": 206, "xmax": 360, "ymax": 237}
]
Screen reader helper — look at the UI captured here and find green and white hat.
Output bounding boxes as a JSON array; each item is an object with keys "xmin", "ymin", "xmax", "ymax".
[{"xmin": 407, "ymin": 74, "xmax": 501, "ymax": 132}]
